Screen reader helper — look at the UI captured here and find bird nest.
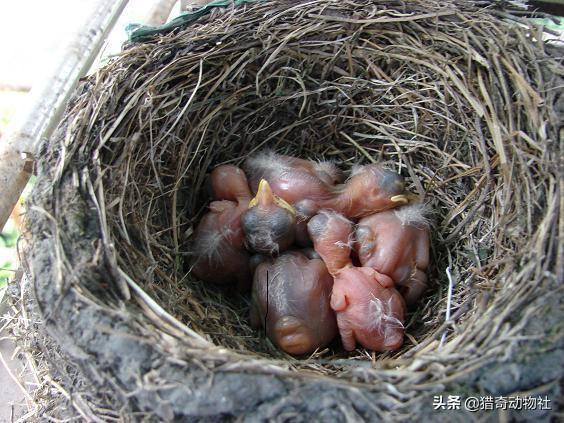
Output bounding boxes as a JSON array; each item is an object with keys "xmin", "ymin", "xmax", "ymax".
[{"xmin": 13, "ymin": 0, "xmax": 563, "ymax": 420}]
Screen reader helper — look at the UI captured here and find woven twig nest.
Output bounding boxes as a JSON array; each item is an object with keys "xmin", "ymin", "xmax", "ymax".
[{"xmin": 20, "ymin": 0, "xmax": 562, "ymax": 420}]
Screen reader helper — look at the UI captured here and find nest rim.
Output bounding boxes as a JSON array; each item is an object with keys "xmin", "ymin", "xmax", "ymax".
[{"xmin": 20, "ymin": 0, "xmax": 563, "ymax": 420}]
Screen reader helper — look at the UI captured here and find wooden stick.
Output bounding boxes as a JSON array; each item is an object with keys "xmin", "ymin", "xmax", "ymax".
[{"xmin": 0, "ymin": 0, "xmax": 130, "ymax": 231}]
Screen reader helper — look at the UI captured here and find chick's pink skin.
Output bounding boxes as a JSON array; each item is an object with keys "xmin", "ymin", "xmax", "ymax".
[
  {"xmin": 355, "ymin": 207, "xmax": 430, "ymax": 306},
  {"xmin": 307, "ymin": 210, "xmax": 354, "ymax": 275},
  {"xmin": 191, "ymin": 165, "xmax": 252, "ymax": 291},
  {"xmin": 250, "ymin": 251, "xmax": 337, "ymax": 356},
  {"xmin": 331, "ymin": 267, "xmax": 405, "ymax": 351},
  {"xmin": 308, "ymin": 210, "xmax": 405, "ymax": 352},
  {"xmin": 293, "ymin": 199, "xmax": 319, "ymax": 247},
  {"xmin": 326, "ymin": 164, "xmax": 408, "ymax": 218},
  {"xmin": 245, "ymin": 152, "xmax": 340, "ymax": 205},
  {"xmin": 211, "ymin": 164, "xmax": 253, "ymax": 202},
  {"xmin": 246, "ymin": 154, "xmax": 409, "ymax": 221}
]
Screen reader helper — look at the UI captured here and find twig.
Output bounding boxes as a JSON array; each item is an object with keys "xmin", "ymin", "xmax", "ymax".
[
  {"xmin": 118, "ymin": 268, "xmax": 210, "ymax": 347},
  {"xmin": 0, "ymin": 350, "xmax": 33, "ymax": 402},
  {"xmin": 439, "ymin": 266, "xmax": 455, "ymax": 349},
  {"xmin": 340, "ymin": 131, "xmax": 377, "ymax": 163}
]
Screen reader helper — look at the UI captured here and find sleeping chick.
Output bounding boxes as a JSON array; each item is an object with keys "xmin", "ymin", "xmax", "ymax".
[
  {"xmin": 244, "ymin": 153, "xmax": 342, "ymax": 246},
  {"xmin": 327, "ymin": 164, "xmax": 409, "ymax": 218},
  {"xmin": 241, "ymin": 179, "xmax": 297, "ymax": 254},
  {"xmin": 245, "ymin": 152, "xmax": 409, "ymax": 219},
  {"xmin": 190, "ymin": 165, "xmax": 252, "ymax": 291},
  {"xmin": 308, "ymin": 210, "xmax": 406, "ymax": 352},
  {"xmin": 250, "ymin": 251, "xmax": 337, "ymax": 356},
  {"xmin": 355, "ymin": 204, "xmax": 430, "ymax": 306},
  {"xmin": 244, "ymin": 151, "xmax": 341, "ymax": 205}
]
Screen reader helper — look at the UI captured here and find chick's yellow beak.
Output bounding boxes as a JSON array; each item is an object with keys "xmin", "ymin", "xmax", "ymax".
[
  {"xmin": 390, "ymin": 194, "xmax": 409, "ymax": 204},
  {"xmin": 249, "ymin": 179, "xmax": 296, "ymax": 215}
]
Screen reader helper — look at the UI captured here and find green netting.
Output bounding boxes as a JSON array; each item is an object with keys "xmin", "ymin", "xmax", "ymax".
[{"xmin": 127, "ymin": 0, "xmax": 264, "ymax": 41}]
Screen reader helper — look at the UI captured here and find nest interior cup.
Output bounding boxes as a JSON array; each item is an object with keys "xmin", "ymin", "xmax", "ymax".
[{"xmin": 25, "ymin": 0, "xmax": 562, "ymax": 420}]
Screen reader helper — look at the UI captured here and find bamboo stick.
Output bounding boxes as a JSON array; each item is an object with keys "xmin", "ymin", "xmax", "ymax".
[{"xmin": 0, "ymin": 0, "xmax": 131, "ymax": 231}]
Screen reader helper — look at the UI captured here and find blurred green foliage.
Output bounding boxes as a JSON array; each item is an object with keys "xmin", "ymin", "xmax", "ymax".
[{"xmin": 1, "ymin": 225, "xmax": 18, "ymax": 248}]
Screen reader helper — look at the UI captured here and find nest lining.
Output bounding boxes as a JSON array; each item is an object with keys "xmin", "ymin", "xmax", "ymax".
[{"xmin": 19, "ymin": 0, "xmax": 562, "ymax": 419}]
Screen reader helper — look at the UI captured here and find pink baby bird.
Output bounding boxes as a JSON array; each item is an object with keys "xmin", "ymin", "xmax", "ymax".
[
  {"xmin": 245, "ymin": 152, "xmax": 409, "ymax": 219},
  {"xmin": 250, "ymin": 251, "xmax": 337, "ymax": 355},
  {"xmin": 354, "ymin": 204, "xmax": 430, "ymax": 306},
  {"xmin": 241, "ymin": 179, "xmax": 297, "ymax": 255},
  {"xmin": 244, "ymin": 152, "xmax": 344, "ymax": 248},
  {"xmin": 190, "ymin": 165, "xmax": 253, "ymax": 291},
  {"xmin": 327, "ymin": 164, "xmax": 409, "ymax": 218},
  {"xmin": 244, "ymin": 151, "xmax": 342, "ymax": 205},
  {"xmin": 308, "ymin": 210, "xmax": 406, "ymax": 352}
]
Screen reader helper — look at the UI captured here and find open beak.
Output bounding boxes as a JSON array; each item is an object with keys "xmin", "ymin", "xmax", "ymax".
[{"xmin": 249, "ymin": 179, "xmax": 296, "ymax": 215}]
